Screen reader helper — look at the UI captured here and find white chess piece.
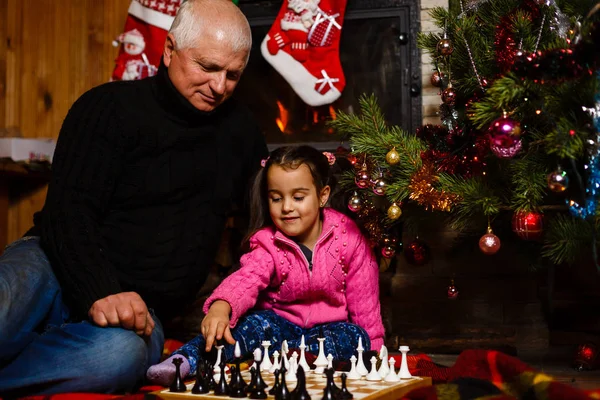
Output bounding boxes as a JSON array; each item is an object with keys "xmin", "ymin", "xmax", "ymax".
[
  {"xmin": 269, "ymin": 350, "xmax": 281, "ymax": 374},
  {"xmin": 298, "ymin": 335, "xmax": 311, "ymax": 373},
  {"xmin": 347, "ymin": 355, "xmax": 362, "ymax": 380},
  {"xmin": 251, "ymin": 348, "xmax": 262, "ymax": 371},
  {"xmin": 213, "ymin": 344, "xmax": 224, "ymax": 374},
  {"xmin": 260, "ymin": 341, "xmax": 273, "ymax": 371},
  {"xmin": 384, "ymin": 357, "xmax": 400, "ymax": 382},
  {"xmin": 326, "ymin": 353, "xmax": 334, "ymax": 370},
  {"xmin": 313, "ymin": 337, "xmax": 328, "ymax": 374},
  {"xmin": 366, "ymin": 356, "xmax": 382, "ymax": 381},
  {"xmin": 281, "ymin": 340, "xmax": 290, "ymax": 370},
  {"xmin": 356, "ymin": 337, "xmax": 368, "ymax": 376},
  {"xmin": 285, "ymin": 353, "xmax": 298, "ymax": 382},
  {"xmin": 377, "ymin": 345, "xmax": 390, "ymax": 378},
  {"xmin": 398, "ymin": 345, "xmax": 412, "ymax": 379}
]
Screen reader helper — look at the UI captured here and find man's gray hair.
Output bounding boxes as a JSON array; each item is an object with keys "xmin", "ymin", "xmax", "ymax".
[{"xmin": 169, "ymin": 0, "xmax": 252, "ymax": 53}]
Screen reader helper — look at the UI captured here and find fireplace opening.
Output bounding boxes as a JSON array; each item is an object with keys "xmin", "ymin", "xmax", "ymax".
[{"xmin": 235, "ymin": 0, "xmax": 422, "ymax": 150}]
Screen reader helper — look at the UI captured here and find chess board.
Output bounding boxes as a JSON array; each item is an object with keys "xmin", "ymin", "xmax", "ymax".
[{"xmin": 152, "ymin": 370, "xmax": 432, "ymax": 400}]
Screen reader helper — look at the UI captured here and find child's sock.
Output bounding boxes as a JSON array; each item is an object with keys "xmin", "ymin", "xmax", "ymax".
[{"xmin": 146, "ymin": 354, "xmax": 191, "ymax": 386}]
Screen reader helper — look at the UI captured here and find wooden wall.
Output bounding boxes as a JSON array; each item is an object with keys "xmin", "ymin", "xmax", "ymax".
[{"xmin": 0, "ymin": 0, "xmax": 131, "ymax": 242}]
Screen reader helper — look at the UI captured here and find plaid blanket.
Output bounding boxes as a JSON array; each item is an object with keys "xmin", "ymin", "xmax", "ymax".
[{"xmin": 8, "ymin": 349, "xmax": 600, "ymax": 400}]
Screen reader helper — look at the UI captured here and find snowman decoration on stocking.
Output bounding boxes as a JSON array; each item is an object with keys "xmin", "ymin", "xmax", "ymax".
[
  {"xmin": 111, "ymin": 29, "xmax": 158, "ymax": 81},
  {"xmin": 262, "ymin": 0, "xmax": 347, "ymax": 107}
]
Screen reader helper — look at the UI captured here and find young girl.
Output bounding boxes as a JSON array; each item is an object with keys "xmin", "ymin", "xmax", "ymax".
[{"xmin": 147, "ymin": 145, "xmax": 384, "ymax": 385}]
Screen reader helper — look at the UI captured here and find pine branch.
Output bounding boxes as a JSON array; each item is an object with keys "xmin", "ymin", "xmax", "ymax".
[{"xmin": 542, "ymin": 214, "xmax": 593, "ymax": 264}]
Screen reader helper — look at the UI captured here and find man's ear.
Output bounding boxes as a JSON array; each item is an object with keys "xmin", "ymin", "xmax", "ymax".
[
  {"xmin": 163, "ymin": 33, "xmax": 176, "ymax": 67},
  {"xmin": 320, "ymin": 185, "xmax": 331, "ymax": 207}
]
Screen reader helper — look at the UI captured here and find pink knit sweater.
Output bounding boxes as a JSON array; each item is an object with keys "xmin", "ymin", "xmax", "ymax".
[{"xmin": 204, "ymin": 208, "xmax": 385, "ymax": 350}]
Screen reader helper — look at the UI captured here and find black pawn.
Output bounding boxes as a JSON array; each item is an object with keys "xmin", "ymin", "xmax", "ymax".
[
  {"xmin": 213, "ymin": 360, "xmax": 230, "ymax": 396},
  {"xmin": 229, "ymin": 365, "xmax": 247, "ymax": 398},
  {"xmin": 292, "ymin": 365, "xmax": 311, "ymax": 400},
  {"xmin": 275, "ymin": 364, "xmax": 291, "ymax": 400},
  {"xmin": 169, "ymin": 357, "xmax": 187, "ymax": 392},
  {"xmin": 269, "ymin": 369, "xmax": 281, "ymax": 396},
  {"xmin": 321, "ymin": 368, "xmax": 336, "ymax": 400},
  {"xmin": 339, "ymin": 373, "xmax": 353, "ymax": 400},
  {"xmin": 254, "ymin": 361, "xmax": 268, "ymax": 391},
  {"xmin": 245, "ymin": 367, "xmax": 257, "ymax": 394},
  {"xmin": 249, "ymin": 364, "xmax": 268, "ymax": 399},
  {"xmin": 192, "ymin": 361, "xmax": 210, "ymax": 394}
]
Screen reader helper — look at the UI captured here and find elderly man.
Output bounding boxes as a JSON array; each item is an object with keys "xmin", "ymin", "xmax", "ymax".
[{"xmin": 0, "ymin": 0, "xmax": 267, "ymax": 396}]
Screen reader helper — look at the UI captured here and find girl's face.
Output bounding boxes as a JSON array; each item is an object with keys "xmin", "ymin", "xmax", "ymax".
[{"xmin": 267, "ymin": 164, "xmax": 330, "ymax": 249}]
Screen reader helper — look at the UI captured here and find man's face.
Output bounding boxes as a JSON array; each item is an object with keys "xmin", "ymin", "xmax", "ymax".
[{"xmin": 163, "ymin": 33, "xmax": 248, "ymax": 112}]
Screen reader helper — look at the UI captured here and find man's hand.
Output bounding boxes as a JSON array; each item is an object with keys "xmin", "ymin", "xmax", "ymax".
[
  {"xmin": 201, "ymin": 300, "xmax": 235, "ymax": 351},
  {"xmin": 88, "ymin": 291, "xmax": 154, "ymax": 336}
]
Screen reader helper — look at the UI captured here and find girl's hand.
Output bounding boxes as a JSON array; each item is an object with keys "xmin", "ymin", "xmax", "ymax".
[{"xmin": 201, "ymin": 300, "xmax": 235, "ymax": 351}]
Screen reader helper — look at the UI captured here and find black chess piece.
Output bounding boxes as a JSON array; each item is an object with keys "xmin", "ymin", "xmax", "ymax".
[
  {"xmin": 246, "ymin": 366, "xmax": 257, "ymax": 394},
  {"xmin": 229, "ymin": 365, "xmax": 247, "ymax": 397},
  {"xmin": 213, "ymin": 360, "xmax": 230, "ymax": 396},
  {"xmin": 192, "ymin": 360, "xmax": 211, "ymax": 394},
  {"xmin": 339, "ymin": 373, "xmax": 353, "ymax": 400},
  {"xmin": 249, "ymin": 362, "xmax": 268, "ymax": 399},
  {"xmin": 292, "ymin": 365, "xmax": 311, "ymax": 400},
  {"xmin": 255, "ymin": 359, "xmax": 268, "ymax": 391},
  {"xmin": 321, "ymin": 368, "xmax": 336, "ymax": 400},
  {"xmin": 169, "ymin": 357, "xmax": 187, "ymax": 393},
  {"xmin": 269, "ymin": 369, "xmax": 281, "ymax": 396},
  {"xmin": 275, "ymin": 364, "xmax": 291, "ymax": 400}
]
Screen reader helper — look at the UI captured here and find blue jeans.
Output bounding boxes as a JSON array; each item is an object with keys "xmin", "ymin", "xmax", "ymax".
[
  {"xmin": 175, "ymin": 309, "xmax": 370, "ymax": 375},
  {"xmin": 0, "ymin": 237, "xmax": 165, "ymax": 397}
]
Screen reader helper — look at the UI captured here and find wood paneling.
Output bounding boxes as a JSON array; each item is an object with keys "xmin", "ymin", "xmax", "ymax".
[{"xmin": 0, "ymin": 0, "xmax": 131, "ymax": 242}]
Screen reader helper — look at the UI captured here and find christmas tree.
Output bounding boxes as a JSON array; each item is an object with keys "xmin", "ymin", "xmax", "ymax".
[{"xmin": 330, "ymin": 0, "xmax": 600, "ymax": 270}]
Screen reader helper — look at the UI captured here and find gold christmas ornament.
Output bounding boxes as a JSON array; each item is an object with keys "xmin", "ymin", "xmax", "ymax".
[
  {"xmin": 385, "ymin": 147, "xmax": 400, "ymax": 165},
  {"xmin": 387, "ymin": 203, "xmax": 402, "ymax": 220}
]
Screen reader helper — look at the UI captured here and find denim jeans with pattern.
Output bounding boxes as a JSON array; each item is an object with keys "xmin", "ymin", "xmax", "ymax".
[
  {"xmin": 0, "ymin": 237, "xmax": 164, "ymax": 397},
  {"xmin": 174, "ymin": 309, "xmax": 370, "ymax": 375}
]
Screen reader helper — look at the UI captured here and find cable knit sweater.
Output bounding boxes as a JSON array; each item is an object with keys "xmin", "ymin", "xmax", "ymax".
[
  {"xmin": 30, "ymin": 63, "xmax": 268, "ymax": 321},
  {"xmin": 204, "ymin": 208, "xmax": 385, "ymax": 350}
]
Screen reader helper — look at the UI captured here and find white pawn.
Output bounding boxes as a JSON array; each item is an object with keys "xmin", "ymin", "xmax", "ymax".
[
  {"xmin": 347, "ymin": 355, "xmax": 362, "ymax": 380},
  {"xmin": 251, "ymin": 348, "xmax": 262, "ymax": 371},
  {"xmin": 260, "ymin": 341, "xmax": 273, "ymax": 371},
  {"xmin": 313, "ymin": 337, "xmax": 328, "ymax": 374},
  {"xmin": 366, "ymin": 356, "xmax": 382, "ymax": 381},
  {"xmin": 398, "ymin": 345, "xmax": 412, "ymax": 379},
  {"xmin": 384, "ymin": 358, "xmax": 400, "ymax": 382},
  {"xmin": 213, "ymin": 344, "xmax": 224, "ymax": 374},
  {"xmin": 269, "ymin": 350, "xmax": 281, "ymax": 374},
  {"xmin": 298, "ymin": 335, "xmax": 311, "ymax": 373},
  {"xmin": 377, "ymin": 345, "xmax": 390, "ymax": 378},
  {"xmin": 355, "ymin": 337, "xmax": 368, "ymax": 376},
  {"xmin": 285, "ymin": 353, "xmax": 298, "ymax": 382},
  {"xmin": 326, "ymin": 353, "xmax": 334, "ymax": 370},
  {"xmin": 281, "ymin": 340, "xmax": 290, "ymax": 370}
]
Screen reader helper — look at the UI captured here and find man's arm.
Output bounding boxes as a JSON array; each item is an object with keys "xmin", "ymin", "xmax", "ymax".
[{"xmin": 39, "ymin": 86, "xmax": 152, "ymax": 334}]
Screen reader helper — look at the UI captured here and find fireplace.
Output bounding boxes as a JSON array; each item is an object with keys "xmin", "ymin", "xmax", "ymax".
[{"xmin": 235, "ymin": 0, "xmax": 422, "ymax": 150}]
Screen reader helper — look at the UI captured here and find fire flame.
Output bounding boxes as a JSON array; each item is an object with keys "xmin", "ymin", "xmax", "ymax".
[{"xmin": 275, "ymin": 101, "xmax": 290, "ymax": 134}]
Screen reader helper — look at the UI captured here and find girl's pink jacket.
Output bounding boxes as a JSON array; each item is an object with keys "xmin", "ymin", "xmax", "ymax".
[{"xmin": 203, "ymin": 208, "xmax": 385, "ymax": 350}]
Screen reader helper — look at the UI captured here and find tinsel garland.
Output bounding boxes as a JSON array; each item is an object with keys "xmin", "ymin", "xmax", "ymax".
[
  {"xmin": 569, "ymin": 71, "xmax": 600, "ymax": 219},
  {"xmin": 408, "ymin": 161, "xmax": 461, "ymax": 211}
]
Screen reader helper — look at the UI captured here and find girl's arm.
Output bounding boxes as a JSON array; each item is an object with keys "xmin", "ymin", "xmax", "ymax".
[
  {"xmin": 345, "ymin": 229, "xmax": 386, "ymax": 350},
  {"xmin": 203, "ymin": 237, "xmax": 275, "ymax": 327}
]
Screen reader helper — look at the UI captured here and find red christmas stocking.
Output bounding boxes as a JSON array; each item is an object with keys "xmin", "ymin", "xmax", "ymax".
[
  {"xmin": 261, "ymin": 0, "xmax": 347, "ymax": 107},
  {"xmin": 111, "ymin": 0, "xmax": 181, "ymax": 81}
]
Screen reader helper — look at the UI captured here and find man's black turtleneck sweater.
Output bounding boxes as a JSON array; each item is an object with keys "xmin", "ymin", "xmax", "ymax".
[{"xmin": 30, "ymin": 64, "xmax": 268, "ymax": 321}]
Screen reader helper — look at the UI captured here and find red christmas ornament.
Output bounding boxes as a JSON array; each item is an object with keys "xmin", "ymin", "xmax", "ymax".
[
  {"xmin": 355, "ymin": 168, "xmax": 370, "ymax": 188},
  {"xmin": 479, "ymin": 227, "xmax": 501, "ymax": 255},
  {"xmin": 430, "ymin": 71, "xmax": 444, "ymax": 87},
  {"xmin": 574, "ymin": 343, "xmax": 599, "ymax": 371},
  {"xmin": 347, "ymin": 154, "xmax": 358, "ymax": 165},
  {"xmin": 512, "ymin": 211, "xmax": 544, "ymax": 241},
  {"xmin": 441, "ymin": 87, "xmax": 457, "ymax": 106},
  {"xmin": 447, "ymin": 279, "xmax": 459, "ymax": 300},
  {"xmin": 404, "ymin": 239, "xmax": 430, "ymax": 266},
  {"xmin": 488, "ymin": 115, "xmax": 523, "ymax": 158}
]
